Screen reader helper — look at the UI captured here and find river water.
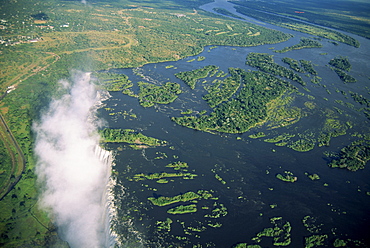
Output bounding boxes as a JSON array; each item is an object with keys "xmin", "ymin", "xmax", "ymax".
[{"xmin": 98, "ymin": 1, "xmax": 370, "ymax": 247}]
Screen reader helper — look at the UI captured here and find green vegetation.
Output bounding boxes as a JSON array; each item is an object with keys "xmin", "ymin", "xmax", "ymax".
[
  {"xmin": 333, "ymin": 239, "xmax": 347, "ymax": 247},
  {"xmin": 172, "ymin": 69, "xmax": 291, "ymax": 133},
  {"xmin": 167, "ymin": 204, "xmax": 197, "ymax": 214},
  {"xmin": 329, "ymin": 56, "xmax": 352, "ymax": 72},
  {"xmin": 328, "ymin": 56, "xmax": 356, "ymax": 83},
  {"xmin": 276, "ymin": 171, "xmax": 297, "ymax": 182},
  {"xmin": 252, "ymin": 217, "xmax": 291, "ymax": 246},
  {"xmin": 165, "ymin": 161, "xmax": 189, "ymax": 171},
  {"xmin": 131, "ymin": 171, "xmax": 197, "ymax": 181},
  {"xmin": 99, "ymin": 128, "xmax": 166, "ymax": 147},
  {"xmin": 350, "ymin": 92, "xmax": 370, "ymax": 120},
  {"xmin": 249, "ymin": 132, "xmax": 266, "ymax": 139},
  {"xmin": 137, "ymin": 82, "xmax": 182, "ymax": 107},
  {"xmin": 214, "ymin": 173, "xmax": 227, "ymax": 185},
  {"xmin": 305, "ymin": 234, "xmax": 328, "ymax": 248},
  {"xmin": 175, "ymin": 65, "xmax": 219, "ymax": 89},
  {"xmin": 287, "ymin": 138, "xmax": 315, "ymax": 152},
  {"xmin": 264, "ymin": 133, "xmax": 295, "ymax": 144},
  {"xmin": 0, "ymin": 130, "xmax": 16, "ymax": 199},
  {"xmin": 234, "ymin": 244, "xmax": 261, "ymax": 248},
  {"xmin": 300, "ymin": 60, "xmax": 317, "ymax": 75},
  {"xmin": 302, "ymin": 216, "xmax": 323, "ymax": 234},
  {"xmin": 275, "ymin": 38, "xmax": 322, "ymax": 53},
  {"xmin": 148, "ymin": 191, "xmax": 200, "ymax": 206},
  {"xmin": 331, "ymin": 68, "xmax": 356, "ymax": 83},
  {"xmin": 255, "ymin": 108, "xmax": 350, "ymax": 152},
  {"xmin": 265, "ymin": 95, "xmax": 301, "ymax": 129},
  {"xmin": 233, "ymin": 3, "xmax": 360, "ymax": 47},
  {"xmin": 156, "ymin": 218, "xmax": 173, "ymax": 232},
  {"xmin": 350, "ymin": 92, "xmax": 370, "ymax": 107},
  {"xmin": 305, "ymin": 173, "xmax": 320, "ymax": 180},
  {"xmin": 93, "ymin": 72, "xmax": 133, "ymax": 91},
  {"xmin": 204, "ymin": 202, "xmax": 228, "ymax": 218},
  {"xmin": 246, "ymin": 53, "xmax": 306, "ymax": 86},
  {"xmin": 282, "ymin": 57, "xmax": 305, "ymax": 73},
  {"xmin": 328, "ymin": 139, "xmax": 370, "ymax": 171},
  {"xmin": 203, "ymin": 74, "xmax": 241, "ymax": 108}
]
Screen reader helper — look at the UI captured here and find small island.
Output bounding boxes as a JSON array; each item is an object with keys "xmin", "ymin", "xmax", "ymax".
[
  {"xmin": 167, "ymin": 204, "xmax": 197, "ymax": 214},
  {"xmin": 99, "ymin": 128, "xmax": 167, "ymax": 148},
  {"xmin": 275, "ymin": 37, "xmax": 322, "ymax": 53},
  {"xmin": 276, "ymin": 171, "xmax": 297, "ymax": 182},
  {"xmin": 148, "ymin": 191, "xmax": 201, "ymax": 206},
  {"xmin": 137, "ymin": 81, "xmax": 182, "ymax": 107},
  {"xmin": 328, "ymin": 56, "xmax": 356, "ymax": 83}
]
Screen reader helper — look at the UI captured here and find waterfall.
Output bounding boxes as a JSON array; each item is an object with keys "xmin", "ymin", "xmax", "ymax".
[
  {"xmin": 34, "ymin": 71, "xmax": 118, "ymax": 248},
  {"xmin": 95, "ymin": 145, "xmax": 118, "ymax": 248}
]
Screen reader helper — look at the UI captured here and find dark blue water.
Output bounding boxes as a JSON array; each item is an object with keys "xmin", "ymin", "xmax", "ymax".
[{"xmin": 99, "ymin": 2, "xmax": 370, "ymax": 247}]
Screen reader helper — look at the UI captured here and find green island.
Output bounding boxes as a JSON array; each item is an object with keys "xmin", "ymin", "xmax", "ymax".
[
  {"xmin": 300, "ymin": 60, "xmax": 318, "ymax": 75},
  {"xmin": 275, "ymin": 37, "xmax": 322, "ymax": 53},
  {"xmin": 148, "ymin": 191, "xmax": 201, "ymax": 206},
  {"xmin": 172, "ymin": 69, "xmax": 292, "ymax": 133},
  {"xmin": 137, "ymin": 81, "xmax": 182, "ymax": 107},
  {"xmin": 249, "ymin": 132, "xmax": 267, "ymax": 139},
  {"xmin": 197, "ymin": 56, "xmax": 206, "ymax": 62},
  {"xmin": 99, "ymin": 128, "xmax": 167, "ymax": 148},
  {"xmin": 175, "ymin": 65, "xmax": 219, "ymax": 89},
  {"xmin": 232, "ymin": 4, "xmax": 360, "ymax": 47},
  {"xmin": 131, "ymin": 171, "xmax": 197, "ymax": 181},
  {"xmin": 167, "ymin": 204, "xmax": 197, "ymax": 215},
  {"xmin": 252, "ymin": 217, "xmax": 291, "ymax": 246},
  {"xmin": 276, "ymin": 171, "xmax": 297, "ymax": 182},
  {"xmin": 246, "ymin": 52, "xmax": 306, "ymax": 86},
  {"xmin": 93, "ymin": 72, "xmax": 133, "ymax": 92}
]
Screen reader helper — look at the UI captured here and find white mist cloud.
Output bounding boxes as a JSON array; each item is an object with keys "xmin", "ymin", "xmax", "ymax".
[
  {"xmin": 81, "ymin": 0, "xmax": 87, "ymax": 4},
  {"xmin": 34, "ymin": 71, "xmax": 112, "ymax": 248}
]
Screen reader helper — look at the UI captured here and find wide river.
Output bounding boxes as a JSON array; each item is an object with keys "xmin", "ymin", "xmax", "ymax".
[{"xmin": 99, "ymin": 1, "xmax": 370, "ymax": 247}]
